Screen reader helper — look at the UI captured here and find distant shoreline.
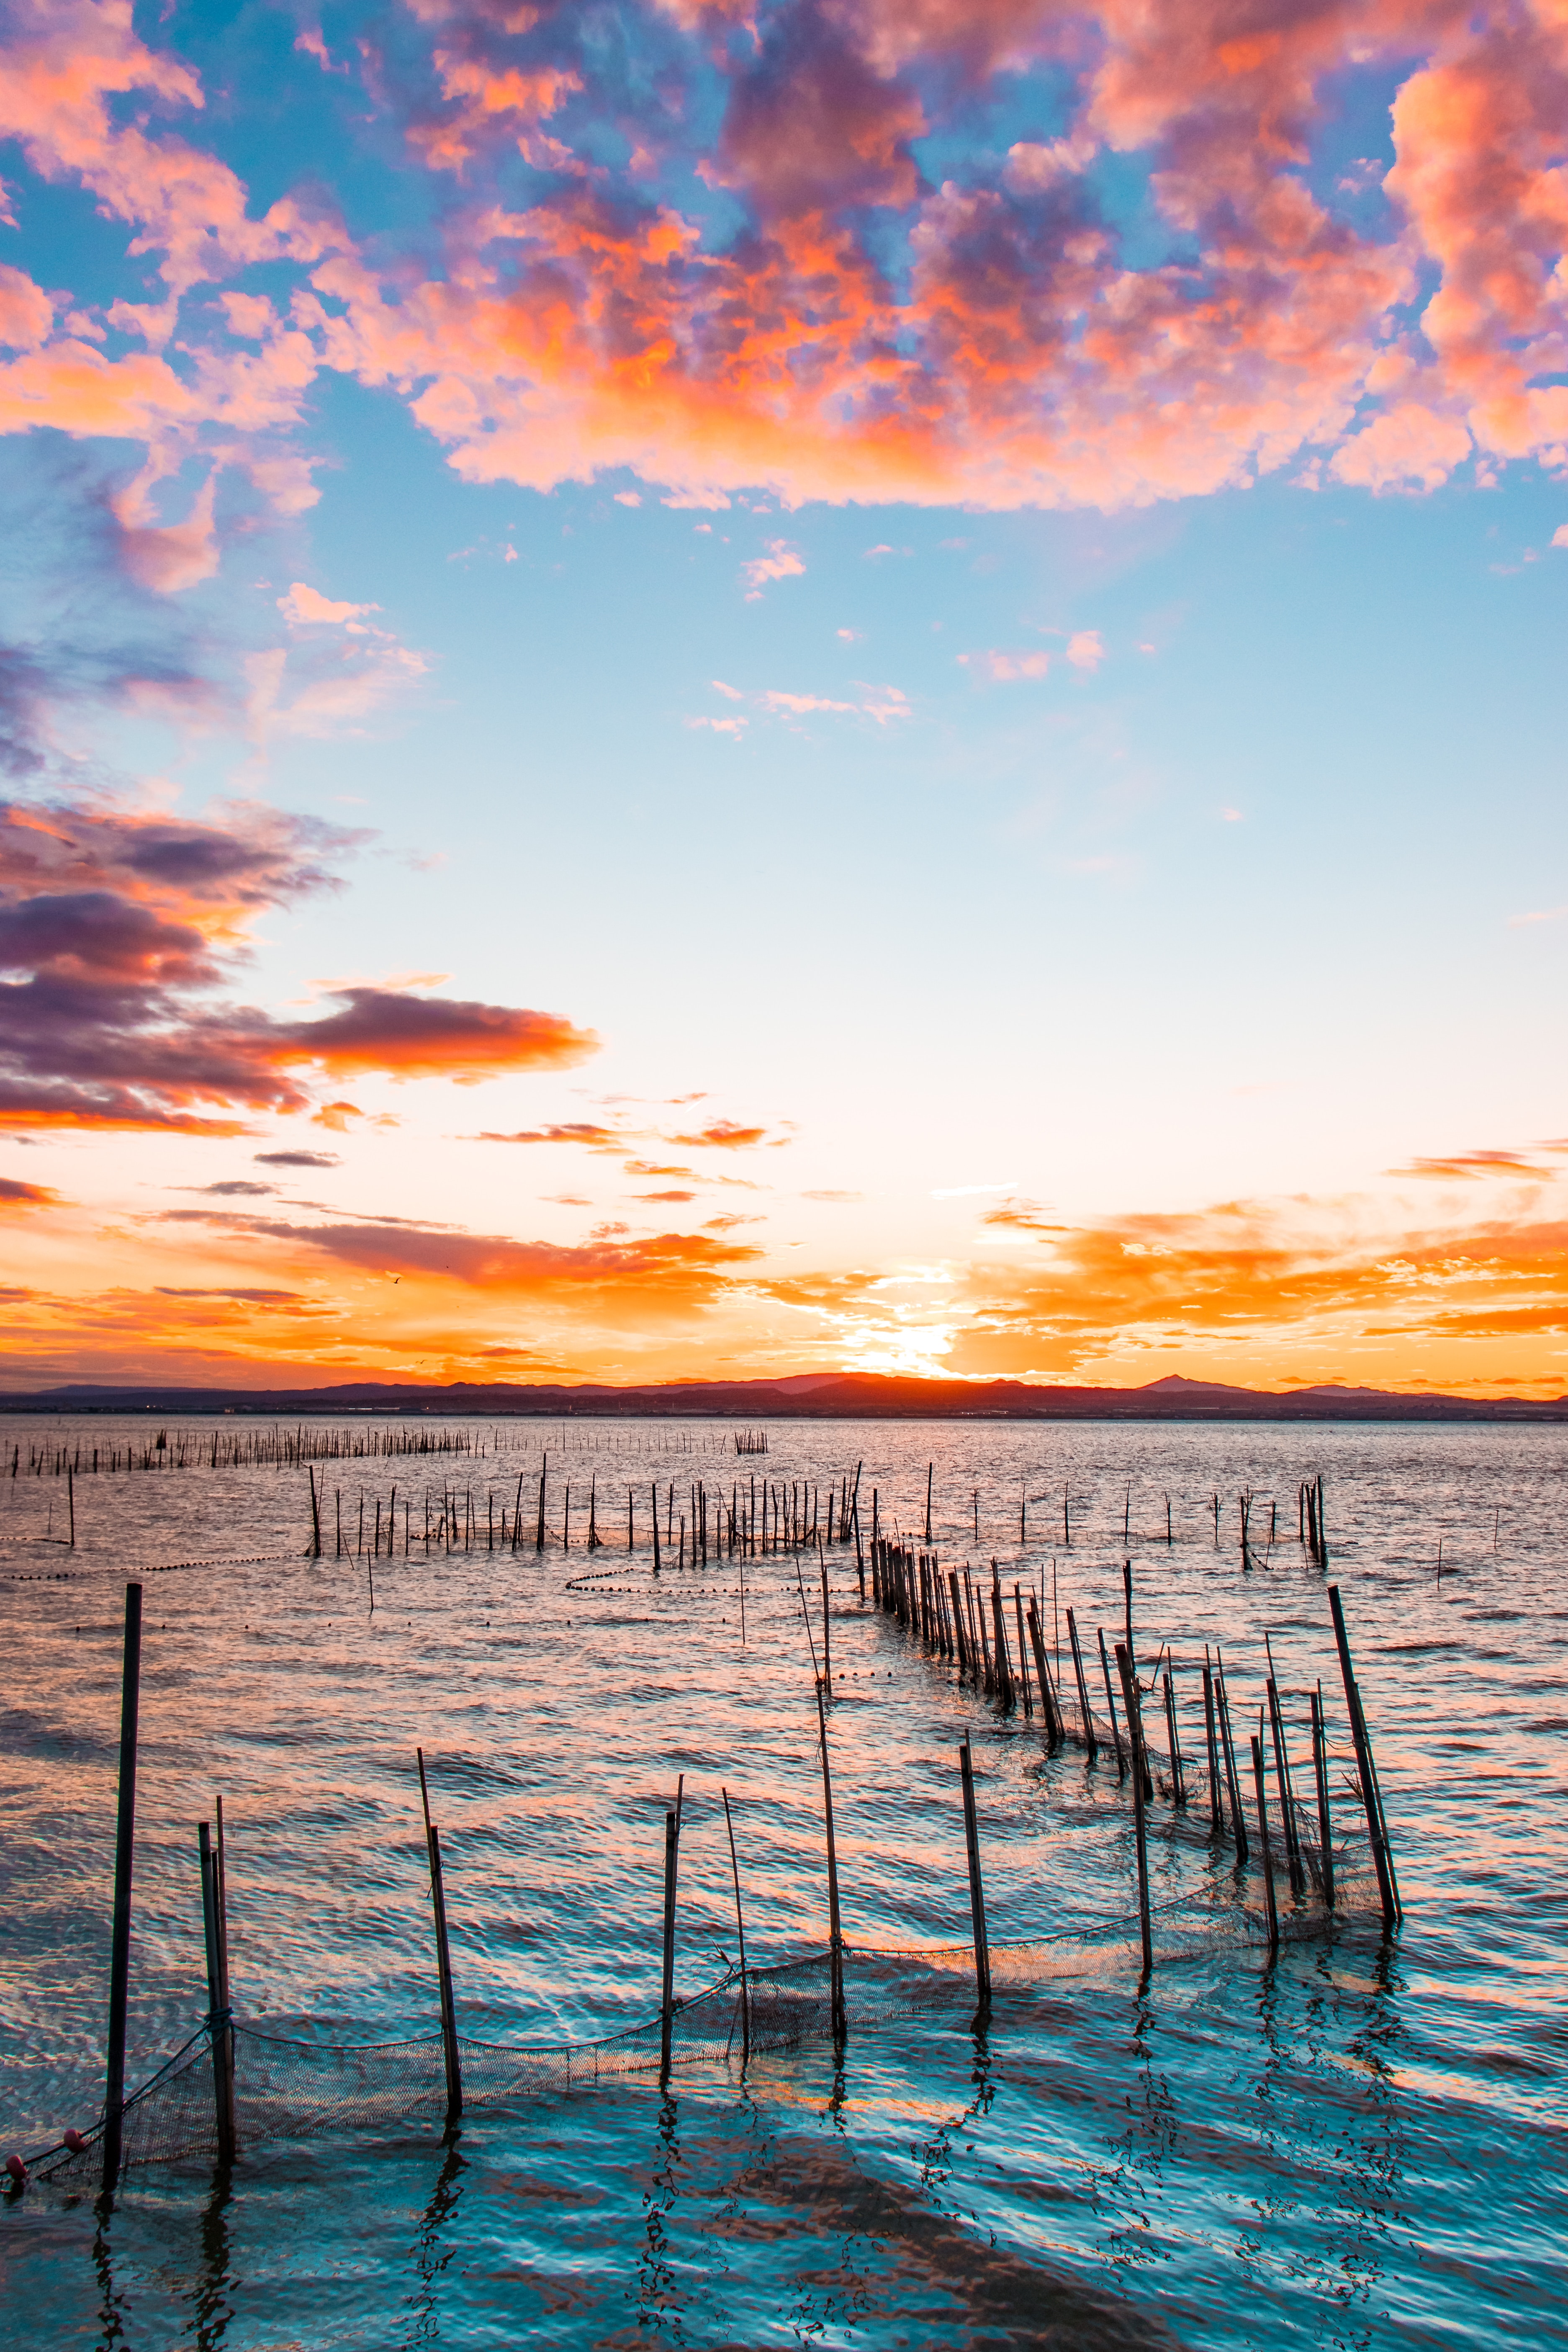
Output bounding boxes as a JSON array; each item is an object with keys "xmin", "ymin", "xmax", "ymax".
[{"xmin": 2, "ymin": 1374, "xmax": 1565, "ymax": 1423}]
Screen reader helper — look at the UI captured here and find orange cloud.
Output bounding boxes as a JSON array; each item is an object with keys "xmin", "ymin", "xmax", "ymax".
[
  {"xmin": 0, "ymin": 1175, "xmax": 61, "ymax": 1208},
  {"xmin": 666, "ymin": 1118, "xmax": 771, "ymax": 1148}
]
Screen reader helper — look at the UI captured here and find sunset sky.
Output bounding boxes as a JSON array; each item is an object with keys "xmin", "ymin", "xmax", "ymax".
[{"xmin": 1, "ymin": 0, "xmax": 1566, "ymax": 1395}]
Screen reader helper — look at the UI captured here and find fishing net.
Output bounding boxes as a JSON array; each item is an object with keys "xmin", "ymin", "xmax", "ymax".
[{"xmin": 20, "ymin": 1864, "xmax": 1384, "ymax": 2193}]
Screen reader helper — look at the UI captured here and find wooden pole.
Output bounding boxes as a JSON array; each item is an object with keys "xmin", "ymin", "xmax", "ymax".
[
  {"xmin": 1024, "ymin": 1596, "xmax": 1062, "ymax": 1745},
  {"xmin": 721, "ymin": 1787, "xmax": 749, "ymax": 2064},
  {"xmin": 1114, "ymin": 1644, "xmax": 1153, "ymax": 1977},
  {"xmin": 1066, "ymin": 1607, "xmax": 1098, "ymax": 1760},
  {"xmin": 659, "ymin": 1801, "xmax": 680, "ymax": 2084},
  {"xmin": 1097, "ymin": 1626, "xmax": 1126, "ymax": 1777},
  {"xmin": 650, "ymin": 1482, "xmax": 661, "ymax": 1574},
  {"xmin": 198, "ymin": 1821, "xmax": 236, "ymax": 2163},
  {"xmin": 1311, "ymin": 1681, "xmax": 1335, "ymax": 1907},
  {"xmin": 1266, "ymin": 1676, "xmax": 1306, "ymax": 1897},
  {"xmin": 958, "ymin": 1735, "xmax": 992, "ymax": 2012},
  {"xmin": 820, "ymin": 1555, "xmax": 832, "ymax": 1697},
  {"xmin": 416, "ymin": 1750, "xmax": 463, "ymax": 2121},
  {"xmin": 1013, "ymin": 1583, "xmax": 1033, "ymax": 1717},
  {"xmin": 101, "ymin": 1581, "xmax": 143, "ymax": 2190},
  {"xmin": 1328, "ymin": 1586, "xmax": 1399, "ymax": 1924},
  {"xmin": 1213, "ymin": 1659, "xmax": 1249, "ymax": 1863},
  {"xmin": 1251, "ymin": 1731, "xmax": 1280, "ymax": 1951},
  {"xmin": 67, "ymin": 1465, "xmax": 75, "ymax": 1548},
  {"xmin": 815, "ymin": 1684, "xmax": 846, "ymax": 2041},
  {"xmin": 1163, "ymin": 1670, "xmax": 1185, "ymax": 1804},
  {"xmin": 989, "ymin": 1565, "xmax": 1014, "ymax": 1709},
  {"xmin": 1202, "ymin": 1656, "xmax": 1224, "ymax": 1834},
  {"xmin": 949, "ymin": 1568, "xmax": 969, "ymax": 1674},
  {"xmin": 308, "ymin": 1466, "xmax": 321, "ymax": 1556},
  {"xmin": 535, "ymin": 1455, "xmax": 547, "ymax": 1553}
]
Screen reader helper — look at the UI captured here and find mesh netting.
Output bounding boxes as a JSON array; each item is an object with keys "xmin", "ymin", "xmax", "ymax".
[{"xmin": 21, "ymin": 1866, "xmax": 1383, "ymax": 2190}]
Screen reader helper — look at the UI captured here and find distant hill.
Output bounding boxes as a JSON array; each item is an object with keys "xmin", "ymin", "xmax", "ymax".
[{"xmin": 3, "ymin": 1372, "xmax": 1566, "ymax": 1421}]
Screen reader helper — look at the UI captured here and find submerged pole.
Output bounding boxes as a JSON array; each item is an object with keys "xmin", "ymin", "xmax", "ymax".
[
  {"xmin": 1311, "ymin": 1680, "xmax": 1335, "ymax": 1907},
  {"xmin": 1251, "ymin": 1731, "xmax": 1280, "ymax": 1952},
  {"xmin": 815, "ymin": 1684, "xmax": 846, "ymax": 2041},
  {"xmin": 722, "ymin": 1786, "xmax": 750, "ymax": 2064},
  {"xmin": 958, "ymin": 1735, "xmax": 992, "ymax": 2013},
  {"xmin": 416, "ymin": 1749, "xmax": 463, "ymax": 2122},
  {"xmin": 1328, "ymin": 1586, "xmax": 1399, "ymax": 1925},
  {"xmin": 198, "ymin": 1820, "xmax": 236, "ymax": 2163},
  {"xmin": 659, "ymin": 1799, "xmax": 680, "ymax": 2084},
  {"xmin": 101, "ymin": 1581, "xmax": 143, "ymax": 2191},
  {"xmin": 1115, "ymin": 1643, "xmax": 1153, "ymax": 1978},
  {"xmin": 1066, "ymin": 1607, "xmax": 1098, "ymax": 1761}
]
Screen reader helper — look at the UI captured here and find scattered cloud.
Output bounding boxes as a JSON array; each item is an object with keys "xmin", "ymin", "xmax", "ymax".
[
  {"xmin": 666, "ymin": 1119, "xmax": 771, "ymax": 1149},
  {"xmin": 278, "ymin": 582, "xmax": 380, "ymax": 630},
  {"xmin": 1385, "ymin": 1145, "xmax": 1565, "ymax": 1182},
  {"xmin": 1065, "ymin": 630, "xmax": 1105, "ymax": 672},
  {"xmin": 472, "ymin": 1122, "xmax": 625, "ymax": 1150},
  {"xmin": 0, "ymin": 1175, "xmax": 59, "ymax": 1208},
  {"xmin": 254, "ymin": 1149, "xmax": 338, "ymax": 1168},
  {"xmin": 1508, "ymin": 905, "xmax": 1568, "ymax": 929},
  {"xmin": 959, "ymin": 650, "xmax": 1050, "ymax": 682},
  {"xmin": 803, "ymin": 1189, "xmax": 864, "ymax": 1203},
  {"xmin": 741, "ymin": 541, "xmax": 805, "ymax": 598}
]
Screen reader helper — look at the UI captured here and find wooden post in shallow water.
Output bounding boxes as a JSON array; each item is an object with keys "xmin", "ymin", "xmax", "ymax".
[
  {"xmin": 102, "ymin": 1582, "xmax": 143, "ymax": 2191},
  {"xmin": 416, "ymin": 1750, "xmax": 463, "ymax": 2123},
  {"xmin": 659, "ymin": 1782, "xmax": 682, "ymax": 2085},
  {"xmin": 1213, "ymin": 1659, "xmax": 1248, "ymax": 1865},
  {"xmin": 1202, "ymin": 1657, "xmax": 1223, "ymax": 1835},
  {"xmin": 1328, "ymin": 1586, "xmax": 1399, "ymax": 1925},
  {"xmin": 958, "ymin": 1735, "xmax": 992, "ymax": 2013},
  {"xmin": 1311, "ymin": 1681, "xmax": 1335, "ymax": 1908},
  {"xmin": 815, "ymin": 1684, "xmax": 846, "ymax": 2041},
  {"xmin": 721, "ymin": 1787, "xmax": 749, "ymax": 2064},
  {"xmin": 1114, "ymin": 1644, "xmax": 1153, "ymax": 1978},
  {"xmin": 1097, "ymin": 1627, "xmax": 1126, "ymax": 1777},
  {"xmin": 198, "ymin": 1819, "xmax": 236, "ymax": 2163},
  {"xmin": 1066, "ymin": 1608, "xmax": 1098, "ymax": 1761},
  {"xmin": 1251, "ymin": 1733, "xmax": 1280, "ymax": 1953}
]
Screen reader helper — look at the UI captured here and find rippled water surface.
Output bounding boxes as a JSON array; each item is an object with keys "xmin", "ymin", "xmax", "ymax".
[{"xmin": 1, "ymin": 1413, "xmax": 1563, "ymax": 2349}]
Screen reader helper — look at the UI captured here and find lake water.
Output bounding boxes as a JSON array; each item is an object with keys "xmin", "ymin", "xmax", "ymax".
[{"xmin": 0, "ymin": 1413, "xmax": 1563, "ymax": 2350}]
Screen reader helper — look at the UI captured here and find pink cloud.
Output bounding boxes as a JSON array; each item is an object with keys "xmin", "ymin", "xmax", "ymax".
[
  {"xmin": 960, "ymin": 650, "xmax": 1050, "ymax": 682},
  {"xmin": 0, "ymin": 263, "xmax": 51, "ymax": 351},
  {"xmin": 741, "ymin": 540, "xmax": 806, "ymax": 596},
  {"xmin": 278, "ymin": 582, "xmax": 382, "ymax": 628}
]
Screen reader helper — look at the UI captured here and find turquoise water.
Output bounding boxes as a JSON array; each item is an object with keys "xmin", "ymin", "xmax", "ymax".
[{"xmin": 0, "ymin": 1415, "xmax": 1562, "ymax": 2348}]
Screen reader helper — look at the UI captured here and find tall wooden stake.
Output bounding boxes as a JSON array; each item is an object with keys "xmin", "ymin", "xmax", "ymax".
[
  {"xmin": 721, "ymin": 1786, "xmax": 749, "ymax": 2064},
  {"xmin": 1328, "ymin": 1586, "xmax": 1399, "ymax": 1925},
  {"xmin": 198, "ymin": 1820, "xmax": 236, "ymax": 2163},
  {"xmin": 1097, "ymin": 1626, "xmax": 1126, "ymax": 1777},
  {"xmin": 1311, "ymin": 1681, "xmax": 1335, "ymax": 1907},
  {"xmin": 417, "ymin": 1749, "xmax": 463, "ymax": 2122},
  {"xmin": 958, "ymin": 1735, "xmax": 992, "ymax": 2013},
  {"xmin": 1251, "ymin": 1732, "xmax": 1280, "ymax": 1951},
  {"xmin": 1066, "ymin": 1607, "xmax": 1098, "ymax": 1760},
  {"xmin": 1115, "ymin": 1644, "xmax": 1153, "ymax": 1978},
  {"xmin": 659, "ymin": 1784, "xmax": 682, "ymax": 2084},
  {"xmin": 815, "ymin": 1684, "xmax": 846, "ymax": 2041},
  {"xmin": 101, "ymin": 1581, "xmax": 143, "ymax": 2190}
]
